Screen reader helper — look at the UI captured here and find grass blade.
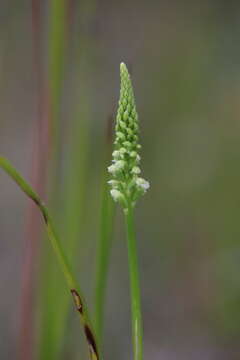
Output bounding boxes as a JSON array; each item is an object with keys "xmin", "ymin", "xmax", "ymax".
[
  {"xmin": 38, "ymin": 1, "xmax": 67, "ymax": 357},
  {"xmin": 0, "ymin": 156, "xmax": 101, "ymax": 360}
]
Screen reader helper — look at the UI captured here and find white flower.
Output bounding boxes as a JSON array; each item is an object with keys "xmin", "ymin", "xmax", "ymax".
[
  {"xmin": 108, "ymin": 160, "xmax": 125, "ymax": 174},
  {"xmin": 136, "ymin": 177, "xmax": 150, "ymax": 192},
  {"xmin": 112, "ymin": 150, "xmax": 121, "ymax": 158},
  {"xmin": 119, "ymin": 148, "xmax": 127, "ymax": 155},
  {"xmin": 119, "ymin": 148, "xmax": 127, "ymax": 158},
  {"xmin": 130, "ymin": 151, "xmax": 137, "ymax": 158},
  {"xmin": 132, "ymin": 166, "xmax": 141, "ymax": 175},
  {"xmin": 110, "ymin": 189, "xmax": 123, "ymax": 202},
  {"xmin": 108, "ymin": 164, "xmax": 116, "ymax": 174},
  {"xmin": 130, "ymin": 151, "xmax": 141, "ymax": 162},
  {"xmin": 115, "ymin": 160, "xmax": 125, "ymax": 170}
]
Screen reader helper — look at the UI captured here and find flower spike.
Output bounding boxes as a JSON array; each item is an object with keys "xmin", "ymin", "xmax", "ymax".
[{"xmin": 108, "ymin": 62, "xmax": 149, "ymax": 210}]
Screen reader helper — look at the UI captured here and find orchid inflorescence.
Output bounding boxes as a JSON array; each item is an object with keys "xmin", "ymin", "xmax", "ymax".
[{"xmin": 108, "ymin": 62, "xmax": 149, "ymax": 211}]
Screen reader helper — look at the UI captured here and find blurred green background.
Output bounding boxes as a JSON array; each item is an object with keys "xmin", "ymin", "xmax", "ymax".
[{"xmin": 1, "ymin": 0, "xmax": 240, "ymax": 359}]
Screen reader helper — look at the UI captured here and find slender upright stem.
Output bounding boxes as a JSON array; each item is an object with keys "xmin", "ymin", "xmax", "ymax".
[{"xmin": 124, "ymin": 205, "xmax": 143, "ymax": 360}]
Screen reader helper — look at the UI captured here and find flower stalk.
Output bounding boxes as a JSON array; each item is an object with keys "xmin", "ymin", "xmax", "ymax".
[
  {"xmin": 108, "ymin": 63, "xmax": 149, "ymax": 211},
  {"xmin": 125, "ymin": 203, "xmax": 143, "ymax": 360},
  {"xmin": 108, "ymin": 63, "xmax": 149, "ymax": 360}
]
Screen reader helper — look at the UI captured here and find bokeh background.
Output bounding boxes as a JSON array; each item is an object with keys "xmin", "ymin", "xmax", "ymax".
[{"xmin": 0, "ymin": 1, "xmax": 240, "ymax": 359}]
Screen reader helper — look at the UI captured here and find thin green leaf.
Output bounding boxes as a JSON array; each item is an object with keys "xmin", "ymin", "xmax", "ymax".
[{"xmin": 0, "ymin": 156, "xmax": 101, "ymax": 360}]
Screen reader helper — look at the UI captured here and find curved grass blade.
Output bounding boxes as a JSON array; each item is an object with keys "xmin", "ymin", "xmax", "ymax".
[{"xmin": 0, "ymin": 156, "xmax": 101, "ymax": 360}]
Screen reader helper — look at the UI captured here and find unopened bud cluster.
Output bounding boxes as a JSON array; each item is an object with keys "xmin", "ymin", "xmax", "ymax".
[{"xmin": 108, "ymin": 63, "xmax": 149, "ymax": 209}]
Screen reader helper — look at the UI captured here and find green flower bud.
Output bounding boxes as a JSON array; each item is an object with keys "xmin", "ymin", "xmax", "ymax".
[
  {"xmin": 126, "ymin": 128, "xmax": 133, "ymax": 136},
  {"xmin": 116, "ymin": 132, "xmax": 125, "ymax": 140},
  {"xmin": 123, "ymin": 141, "xmax": 132, "ymax": 149},
  {"xmin": 130, "ymin": 151, "xmax": 137, "ymax": 158},
  {"xmin": 119, "ymin": 121, "xmax": 127, "ymax": 129},
  {"xmin": 123, "ymin": 111, "xmax": 129, "ymax": 121}
]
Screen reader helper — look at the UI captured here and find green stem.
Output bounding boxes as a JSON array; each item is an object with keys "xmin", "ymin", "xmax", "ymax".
[
  {"xmin": 124, "ymin": 205, "xmax": 143, "ymax": 360},
  {"xmin": 39, "ymin": 1, "xmax": 67, "ymax": 358},
  {"xmin": 0, "ymin": 156, "xmax": 100, "ymax": 360}
]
